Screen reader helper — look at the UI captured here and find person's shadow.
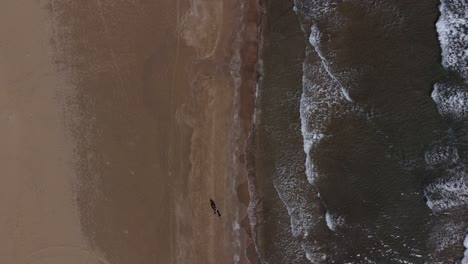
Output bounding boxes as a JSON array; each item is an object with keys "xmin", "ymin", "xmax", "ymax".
[{"xmin": 210, "ymin": 199, "xmax": 221, "ymax": 217}]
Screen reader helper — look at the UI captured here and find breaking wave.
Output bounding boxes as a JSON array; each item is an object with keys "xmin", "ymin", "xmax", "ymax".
[
  {"xmin": 435, "ymin": 0, "xmax": 468, "ymax": 79},
  {"xmin": 424, "ymin": 164, "xmax": 468, "ymax": 212}
]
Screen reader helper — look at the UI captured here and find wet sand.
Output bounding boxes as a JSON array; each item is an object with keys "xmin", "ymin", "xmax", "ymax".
[{"xmin": 2, "ymin": 0, "xmax": 258, "ymax": 263}]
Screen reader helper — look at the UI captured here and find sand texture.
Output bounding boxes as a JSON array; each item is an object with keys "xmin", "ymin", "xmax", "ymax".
[{"xmin": 1, "ymin": 0, "xmax": 258, "ymax": 263}]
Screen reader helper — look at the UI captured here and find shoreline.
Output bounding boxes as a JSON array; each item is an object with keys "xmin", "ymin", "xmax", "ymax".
[
  {"xmin": 243, "ymin": 0, "xmax": 264, "ymax": 263},
  {"xmin": 243, "ymin": 0, "xmax": 316, "ymax": 262},
  {"xmin": 228, "ymin": 0, "xmax": 262, "ymax": 262}
]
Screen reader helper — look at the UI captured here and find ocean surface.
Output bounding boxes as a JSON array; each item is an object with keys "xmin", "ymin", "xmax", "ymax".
[{"xmin": 249, "ymin": 0, "xmax": 468, "ymax": 263}]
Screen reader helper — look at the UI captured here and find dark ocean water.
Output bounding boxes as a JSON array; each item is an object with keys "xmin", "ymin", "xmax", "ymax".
[{"xmin": 250, "ymin": 0, "xmax": 468, "ymax": 263}]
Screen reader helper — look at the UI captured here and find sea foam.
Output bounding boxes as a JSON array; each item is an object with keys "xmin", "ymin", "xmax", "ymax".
[
  {"xmin": 424, "ymin": 138, "xmax": 459, "ymax": 168},
  {"xmin": 462, "ymin": 233, "xmax": 468, "ymax": 264},
  {"xmin": 299, "ymin": 46, "xmax": 362, "ymax": 184},
  {"xmin": 428, "ymin": 218, "xmax": 467, "ymax": 257},
  {"xmin": 325, "ymin": 211, "xmax": 344, "ymax": 231},
  {"xmin": 273, "ymin": 165, "xmax": 320, "ymax": 238},
  {"xmin": 427, "ymin": 1, "xmax": 468, "ymax": 261},
  {"xmin": 424, "ymin": 165, "xmax": 468, "ymax": 212},
  {"xmin": 432, "ymin": 81, "xmax": 468, "ymax": 120},
  {"xmin": 427, "ymin": 0, "xmax": 468, "ymax": 213},
  {"xmin": 432, "ymin": 0, "xmax": 468, "ymax": 119},
  {"xmin": 436, "ymin": 0, "xmax": 468, "ymax": 79}
]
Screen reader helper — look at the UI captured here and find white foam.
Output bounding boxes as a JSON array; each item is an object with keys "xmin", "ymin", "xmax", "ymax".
[
  {"xmin": 246, "ymin": 144, "xmax": 265, "ymax": 263},
  {"xmin": 302, "ymin": 242, "xmax": 327, "ymax": 264},
  {"xmin": 424, "ymin": 165, "xmax": 468, "ymax": 212},
  {"xmin": 308, "ymin": 24, "xmax": 353, "ymax": 102},
  {"xmin": 340, "ymin": 87, "xmax": 353, "ymax": 102},
  {"xmin": 462, "ymin": 233, "xmax": 468, "ymax": 264},
  {"xmin": 325, "ymin": 212, "xmax": 335, "ymax": 231},
  {"xmin": 432, "ymin": 81, "xmax": 468, "ymax": 120},
  {"xmin": 299, "ymin": 46, "xmax": 363, "ymax": 185},
  {"xmin": 293, "ymin": 0, "xmax": 337, "ymax": 27},
  {"xmin": 324, "ymin": 211, "xmax": 344, "ymax": 231},
  {"xmin": 432, "ymin": 0, "xmax": 468, "ymax": 122},
  {"xmin": 301, "ymin": 127, "xmax": 323, "ymax": 184},
  {"xmin": 272, "ymin": 166, "xmax": 319, "ymax": 238},
  {"xmin": 424, "ymin": 142, "xmax": 459, "ymax": 168},
  {"xmin": 436, "ymin": 0, "xmax": 468, "ymax": 79},
  {"xmin": 304, "ymin": 250, "xmax": 327, "ymax": 263},
  {"xmin": 428, "ymin": 219, "xmax": 466, "ymax": 255}
]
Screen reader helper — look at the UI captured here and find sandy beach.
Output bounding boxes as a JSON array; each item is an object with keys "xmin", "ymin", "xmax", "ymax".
[
  {"xmin": 0, "ymin": 1, "xmax": 100, "ymax": 263},
  {"xmin": 1, "ymin": 0, "xmax": 258, "ymax": 263}
]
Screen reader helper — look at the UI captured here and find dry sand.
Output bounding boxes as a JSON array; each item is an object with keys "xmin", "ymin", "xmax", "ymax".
[
  {"xmin": 1, "ymin": 0, "xmax": 258, "ymax": 263},
  {"xmin": 0, "ymin": 0, "xmax": 104, "ymax": 263}
]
